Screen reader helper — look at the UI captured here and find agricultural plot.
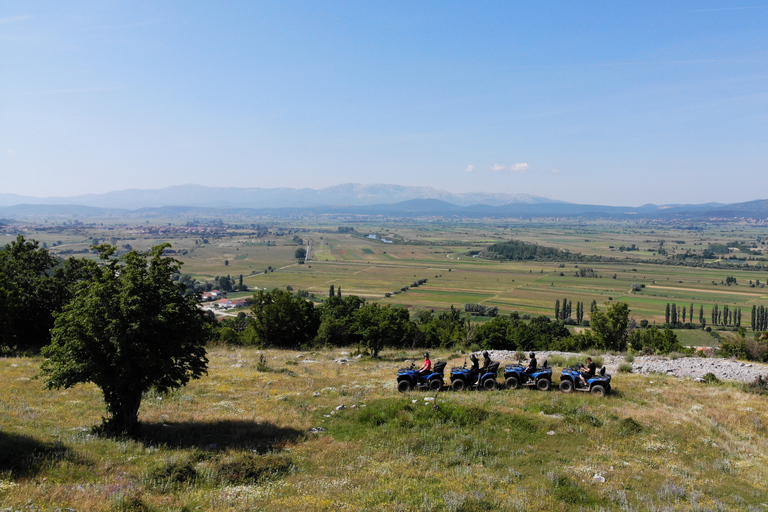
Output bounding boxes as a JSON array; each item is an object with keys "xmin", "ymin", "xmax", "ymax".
[{"xmin": 12, "ymin": 220, "xmax": 768, "ymax": 329}]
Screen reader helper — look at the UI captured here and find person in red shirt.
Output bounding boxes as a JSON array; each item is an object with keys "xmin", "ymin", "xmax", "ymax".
[{"xmin": 418, "ymin": 352, "xmax": 432, "ymax": 375}]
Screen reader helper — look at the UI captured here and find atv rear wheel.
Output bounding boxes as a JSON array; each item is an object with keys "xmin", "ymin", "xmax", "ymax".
[
  {"xmin": 429, "ymin": 379, "xmax": 443, "ymax": 391},
  {"xmin": 559, "ymin": 380, "xmax": 574, "ymax": 393},
  {"xmin": 397, "ymin": 380, "xmax": 412, "ymax": 393},
  {"xmin": 590, "ymin": 385, "xmax": 606, "ymax": 397},
  {"xmin": 483, "ymin": 378, "xmax": 496, "ymax": 391},
  {"xmin": 506, "ymin": 376, "xmax": 520, "ymax": 390},
  {"xmin": 536, "ymin": 379, "xmax": 551, "ymax": 391},
  {"xmin": 451, "ymin": 379, "xmax": 467, "ymax": 391}
]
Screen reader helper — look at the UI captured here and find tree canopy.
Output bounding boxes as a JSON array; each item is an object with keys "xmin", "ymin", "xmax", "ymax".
[
  {"xmin": 0, "ymin": 235, "xmax": 91, "ymax": 353},
  {"xmin": 40, "ymin": 244, "xmax": 211, "ymax": 434},
  {"xmin": 589, "ymin": 301, "xmax": 632, "ymax": 351}
]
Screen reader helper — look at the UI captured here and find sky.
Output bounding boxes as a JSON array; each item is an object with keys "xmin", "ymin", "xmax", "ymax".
[{"xmin": 1, "ymin": 1, "xmax": 766, "ymax": 206}]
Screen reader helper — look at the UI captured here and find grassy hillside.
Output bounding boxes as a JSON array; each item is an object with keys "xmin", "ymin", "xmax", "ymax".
[{"xmin": 2, "ymin": 348, "xmax": 768, "ymax": 511}]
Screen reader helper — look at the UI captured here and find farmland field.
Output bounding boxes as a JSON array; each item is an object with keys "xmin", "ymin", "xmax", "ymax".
[{"xmin": 8, "ymin": 219, "xmax": 768, "ymax": 329}]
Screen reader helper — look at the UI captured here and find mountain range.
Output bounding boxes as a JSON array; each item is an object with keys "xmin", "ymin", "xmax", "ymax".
[
  {"xmin": 0, "ymin": 184, "xmax": 557, "ymax": 210},
  {"xmin": 1, "ymin": 184, "xmax": 767, "ymax": 221}
]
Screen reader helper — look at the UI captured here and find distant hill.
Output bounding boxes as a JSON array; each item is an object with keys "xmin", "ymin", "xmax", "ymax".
[
  {"xmin": 1, "ymin": 184, "xmax": 767, "ymax": 222},
  {"xmin": 0, "ymin": 184, "xmax": 558, "ymax": 209}
]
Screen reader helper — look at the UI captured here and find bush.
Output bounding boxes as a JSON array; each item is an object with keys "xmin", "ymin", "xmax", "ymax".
[
  {"xmin": 617, "ymin": 363, "xmax": 633, "ymax": 373},
  {"xmin": 703, "ymin": 373, "xmax": 721, "ymax": 385},
  {"xmin": 618, "ymin": 417, "xmax": 642, "ymax": 435},
  {"xmin": 214, "ymin": 453, "xmax": 293, "ymax": 484},
  {"xmin": 147, "ymin": 458, "xmax": 197, "ymax": 487},
  {"xmin": 547, "ymin": 355, "xmax": 566, "ymax": 367},
  {"xmin": 745, "ymin": 375, "xmax": 768, "ymax": 395}
]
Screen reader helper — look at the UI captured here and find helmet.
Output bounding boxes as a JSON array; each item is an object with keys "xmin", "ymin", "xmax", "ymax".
[
  {"xmin": 530, "ymin": 353, "xmax": 535, "ymax": 358},
  {"xmin": 470, "ymin": 354, "xmax": 478, "ymax": 362},
  {"xmin": 482, "ymin": 351, "xmax": 489, "ymax": 358},
  {"xmin": 424, "ymin": 352, "xmax": 429, "ymax": 359}
]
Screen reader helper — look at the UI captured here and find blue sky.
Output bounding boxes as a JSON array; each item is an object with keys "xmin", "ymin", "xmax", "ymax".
[{"xmin": 1, "ymin": 1, "xmax": 766, "ymax": 206}]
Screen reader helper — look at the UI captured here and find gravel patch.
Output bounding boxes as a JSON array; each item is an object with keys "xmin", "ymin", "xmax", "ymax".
[{"xmin": 479, "ymin": 350, "xmax": 768, "ymax": 383}]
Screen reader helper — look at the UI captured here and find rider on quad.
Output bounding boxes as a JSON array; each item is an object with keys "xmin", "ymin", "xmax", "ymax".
[
  {"xmin": 523, "ymin": 352, "xmax": 537, "ymax": 382},
  {"xmin": 476, "ymin": 351, "xmax": 492, "ymax": 385},
  {"xmin": 418, "ymin": 352, "xmax": 432, "ymax": 375},
  {"xmin": 579, "ymin": 357, "xmax": 596, "ymax": 387}
]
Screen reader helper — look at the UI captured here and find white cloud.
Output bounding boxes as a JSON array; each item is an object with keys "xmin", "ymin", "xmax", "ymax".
[
  {"xmin": 550, "ymin": 168, "xmax": 561, "ymax": 173},
  {"xmin": 464, "ymin": 164, "xmax": 476, "ymax": 173},
  {"xmin": 491, "ymin": 163, "xmax": 529, "ymax": 172}
]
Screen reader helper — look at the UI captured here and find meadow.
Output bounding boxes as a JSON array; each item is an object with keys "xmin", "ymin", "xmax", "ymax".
[{"xmin": 2, "ymin": 347, "xmax": 768, "ymax": 511}]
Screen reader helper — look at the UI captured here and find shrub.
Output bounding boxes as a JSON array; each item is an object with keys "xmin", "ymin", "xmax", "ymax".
[
  {"xmin": 618, "ymin": 363, "xmax": 633, "ymax": 373},
  {"xmin": 147, "ymin": 458, "xmax": 197, "ymax": 486},
  {"xmin": 703, "ymin": 373, "xmax": 721, "ymax": 385},
  {"xmin": 547, "ymin": 355, "xmax": 566, "ymax": 367},
  {"xmin": 745, "ymin": 375, "xmax": 768, "ymax": 395},
  {"xmin": 618, "ymin": 417, "xmax": 642, "ymax": 435},
  {"xmin": 214, "ymin": 453, "xmax": 293, "ymax": 484}
]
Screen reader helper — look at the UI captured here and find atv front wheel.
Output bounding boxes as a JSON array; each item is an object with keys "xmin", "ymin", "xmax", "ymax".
[
  {"xmin": 397, "ymin": 380, "xmax": 412, "ymax": 393},
  {"xmin": 536, "ymin": 379, "xmax": 551, "ymax": 391},
  {"xmin": 451, "ymin": 379, "xmax": 467, "ymax": 391},
  {"xmin": 559, "ymin": 380, "xmax": 574, "ymax": 393},
  {"xmin": 590, "ymin": 385, "xmax": 606, "ymax": 397}
]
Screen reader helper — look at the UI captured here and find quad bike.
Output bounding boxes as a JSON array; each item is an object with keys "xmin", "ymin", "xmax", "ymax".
[
  {"xmin": 451, "ymin": 361, "xmax": 500, "ymax": 391},
  {"xmin": 397, "ymin": 361, "xmax": 447, "ymax": 392},
  {"xmin": 559, "ymin": 364, "xmax": 612, "ymax": 396},
  {"xmin": 504, "ymin": 359, "xmax": 553, "ymax": 391}
]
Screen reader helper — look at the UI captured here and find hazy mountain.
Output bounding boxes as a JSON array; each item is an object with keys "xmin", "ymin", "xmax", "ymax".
[
  {"xmin": 1, "ymin": 185, "xmax": 767, "ymax": 221},
  {"xmin": 0, "ymin": 184, "xmax": 560, "ymax": 209}
]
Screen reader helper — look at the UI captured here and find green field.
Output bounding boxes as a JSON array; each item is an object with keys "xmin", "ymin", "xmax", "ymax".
[{"xmin": 10, "ymin": 219, "xmax": 768, "ymax": 330}]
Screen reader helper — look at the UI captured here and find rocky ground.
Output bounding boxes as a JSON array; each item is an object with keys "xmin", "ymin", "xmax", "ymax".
[{"xmin": 482, "ymin": 350, "xmax": 768, "ymax": 383}]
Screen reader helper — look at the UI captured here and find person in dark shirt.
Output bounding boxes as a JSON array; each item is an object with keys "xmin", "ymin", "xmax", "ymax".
[
  {"xmin": 468, "ymin": 353, "xmax": 479, "ymax": 383},
  {"xmin": 524, "ymin": 352, "xmax": 537, "ymax": 381},
  {"xmin": 480, "ymin": 351, "xmax": 491, "ymax": 372},
  {"xmin": 476, "ymin": 351, "xmax": 491, "ymax": 385},
  {"xmin": 580, "ymin": 357, "xmax": 596, "ymax": 387}
]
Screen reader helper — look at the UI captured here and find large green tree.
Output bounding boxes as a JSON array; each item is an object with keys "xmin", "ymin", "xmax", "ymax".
[
  {"xmin": 250, "ymin": 288, "xmax": 320, "ymax": 348},
  {"xmin": 352, "ymin": 304, "xmax": 414, "ymax": 358},
  {"xmin": 0, "ymin": 235, "xmax": 90, "ymax": 353},
  {"xmin": 589, "ymin": 301, "xmax": 631, "ymax": 351},
  {"xmin": 40, "ymin": 244, "xmax": 211, "ymax": 434}
]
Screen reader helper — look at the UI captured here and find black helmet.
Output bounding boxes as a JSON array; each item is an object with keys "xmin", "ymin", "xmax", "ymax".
[
  {"xmin": 424, "ymin": 352, "xmax": 429, "ymax": 358},
  {"xmin": 530, "ymin": 353, "xmax": 535, "ymax": 358},
  {"xmin": 482, "ymin": 351, "xmax": 489, "ymax": 358},
  {"xmin": 470, "ymin": 354, "xmax": 478, "ymax": 362}
]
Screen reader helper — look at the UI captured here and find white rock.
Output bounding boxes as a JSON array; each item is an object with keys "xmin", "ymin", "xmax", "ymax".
[
  {"xmin": 336, "ymin": 404, "xmax": 346, "ymax": 411},
  {"xmin": 593, "ymin": 474, "xmax": 606, "ymax": 483}
]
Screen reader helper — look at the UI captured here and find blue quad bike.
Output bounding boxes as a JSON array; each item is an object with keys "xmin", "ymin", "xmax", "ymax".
[
  {"xmin": 450, "ymin": 361, "xmax": 501, "ymax": 391},
  {"xmin": 397, "ymin": 361, "xmax": 447, "ymax": 392},
  {"xmin": 504, "ymin": 360, "xmax": 553, "ymax": 391},
  {"xmin": 559, "ymin": 365, "xmax": 612, "ymax": 396}
]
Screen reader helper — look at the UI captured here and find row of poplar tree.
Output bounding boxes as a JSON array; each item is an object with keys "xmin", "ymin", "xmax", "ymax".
[{"xmin": 554, "ymin": 298, "xmax": 591, "ymax": 325}]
